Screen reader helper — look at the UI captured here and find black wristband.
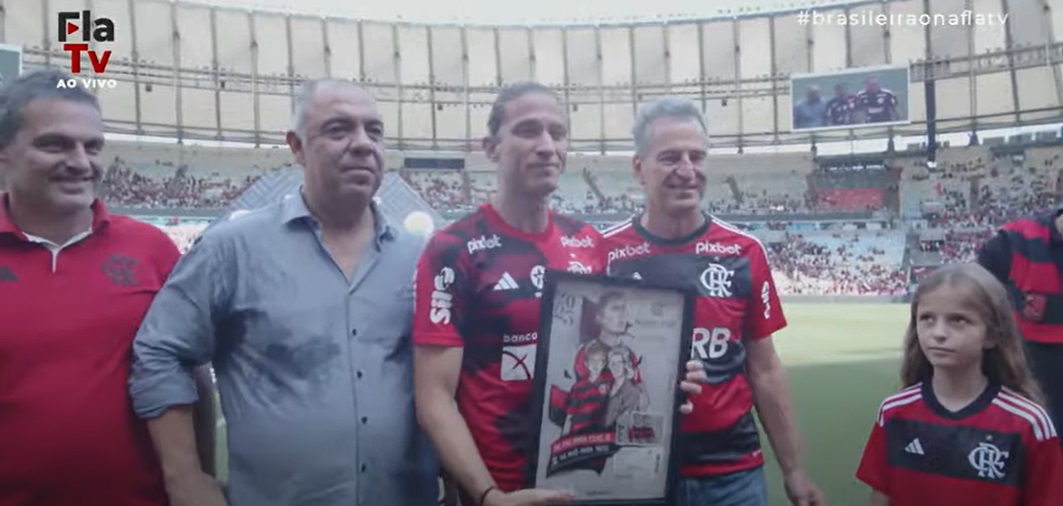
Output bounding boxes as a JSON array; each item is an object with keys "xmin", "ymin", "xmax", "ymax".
[{"xmin": 478, "ymin": 485, "xmax": 498, "ymax": 506}]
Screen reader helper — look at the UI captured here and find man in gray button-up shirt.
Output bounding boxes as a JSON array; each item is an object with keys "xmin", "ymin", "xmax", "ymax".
[{"xmin": 128, "ymin": 79, "xmax": 438, "ymax": 506}]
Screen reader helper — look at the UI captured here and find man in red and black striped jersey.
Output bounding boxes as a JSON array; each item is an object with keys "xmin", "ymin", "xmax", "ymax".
[
  {"xmin": 978, "ymin": 207, "xmax": 1063, "ymax": 445},
  {"xmin": 856, "ymin": 383, "xmax": 1063, "ymax": 505},
  {"xmin": 824, "ymin": 83, "xmax": 856, "ymax": 126},
  {"xmin": 603, "ymin": 97, "xmax": 823, "ymax": 506},
  {"xmin": 413, "ymin": 83, "xmax": 709, "ymax": 506},
  {"xmin": 853, "ymin": 75, "xmax": 899, "ymax": 124}
]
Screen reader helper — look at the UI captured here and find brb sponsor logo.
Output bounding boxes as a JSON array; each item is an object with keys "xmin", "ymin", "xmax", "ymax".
[
  {"xmin": 429, "ymin": 266, "xmax": 455, "ymax": 325},
  {"xmin": 56, "ymin": 10, "xmax": 117, "ymax": 89},
  {"xmin": 466, "ymin": 234, "xmax": 502, "ymax": 254},
  {"xmin": 560, "ymin": 235, "xmax": 594, "ymax": 249},
  {"xmin": 695, "ymin": 241, "xmax": 741, "ymax": 256},
  {"xmin": 691, "ymin": 326, "xmax": 746, "ymax": 384},
  {"xmin": 607, "ymin": 242, "xmax": 651, "ymax": 263}
]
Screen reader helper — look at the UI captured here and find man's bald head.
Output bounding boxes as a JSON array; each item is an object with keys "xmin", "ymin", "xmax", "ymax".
[{"xmin": 290, "ymin": 79, "xmax": 374, "ymax": 140}]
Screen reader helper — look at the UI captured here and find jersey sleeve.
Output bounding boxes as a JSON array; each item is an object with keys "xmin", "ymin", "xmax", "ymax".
[
  {"xmin": 976, "ymin": 232, "xmax": 1011, "ymax": 284},
  {"xmin": 854, "ymin": 417, "xmax": 890, "ymax": 496},
  {"xmin": 746, "ymin": 241, "xmax": 786, "ymax": 340},
  {"xmin": 411, "ymin": 231, "xmax": 471, "ymax": 347},
  {"xmin": 1022, "ymin": 430, "xmax": 1063, "ymax": 505}
]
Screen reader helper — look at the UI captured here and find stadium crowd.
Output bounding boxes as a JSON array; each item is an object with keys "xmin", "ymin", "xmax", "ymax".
[
  {"xmin": 100, "ymin": 157, "xmax": 262, "ymax": 209},
  {"xmin": 127, "ymin": 144, "xmax": 1061, "ymax": 297}
]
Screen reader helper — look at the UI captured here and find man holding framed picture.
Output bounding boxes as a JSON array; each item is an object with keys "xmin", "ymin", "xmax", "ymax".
[
  {"xmin": 412, "ymin": 83, "xmax": 711, "ymax": 506},
  {"xmin": 602, "ymin": 97, "xmax": 824, "ymax": 506}
]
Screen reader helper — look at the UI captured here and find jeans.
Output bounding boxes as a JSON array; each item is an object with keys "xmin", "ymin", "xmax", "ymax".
[{"xmin": 678, "ymin": 466, "xmax": 768, "ymax": 506}]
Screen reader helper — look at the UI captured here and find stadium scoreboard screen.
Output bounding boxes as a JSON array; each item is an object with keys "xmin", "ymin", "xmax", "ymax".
[{"xmin": 790, "ymin": 65, "xmax": 910, "ymax": 133}]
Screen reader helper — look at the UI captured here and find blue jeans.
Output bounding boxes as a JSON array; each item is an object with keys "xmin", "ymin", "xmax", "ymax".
[{"xmin": 678, "ymin": 466, "xmax": 768, "ymax": 506}]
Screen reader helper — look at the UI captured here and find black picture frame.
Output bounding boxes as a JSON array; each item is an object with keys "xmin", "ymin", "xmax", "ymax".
[{"xmin": 524, "ymin": 270, "xmax": 695, "ymax": 506}]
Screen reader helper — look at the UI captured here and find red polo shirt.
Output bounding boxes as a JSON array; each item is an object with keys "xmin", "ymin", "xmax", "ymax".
[{"xmin": 0, "ymin": 194, "xmax": 176, "ymax": 506}]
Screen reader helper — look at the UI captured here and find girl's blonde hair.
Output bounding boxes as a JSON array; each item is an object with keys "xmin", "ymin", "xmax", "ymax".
[{"xmin": 900, "ymin": 263, "xmax": 1045, "ymax": 403}]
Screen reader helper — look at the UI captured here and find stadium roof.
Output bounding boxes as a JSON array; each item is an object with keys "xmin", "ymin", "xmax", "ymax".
[{"xmin": 187, "ymin": 0, "xmax": 869, "ymax": 26}]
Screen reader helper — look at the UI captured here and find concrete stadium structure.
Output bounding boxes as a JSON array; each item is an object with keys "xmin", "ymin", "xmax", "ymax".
[{"xmin": 6, "ymin": 0, "xmax": 1063, "ymax": 150}]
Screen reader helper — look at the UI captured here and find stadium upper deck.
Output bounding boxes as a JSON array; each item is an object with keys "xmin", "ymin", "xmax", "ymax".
[{"xmin": 5, "ymin": 0, "xmax": 1063, "ymax": 151}]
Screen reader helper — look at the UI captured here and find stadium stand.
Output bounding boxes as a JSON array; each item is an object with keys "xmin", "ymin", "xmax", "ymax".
[{"xmin": 130, "ymin": 140, "xmax": 1062, "ymax": 295}]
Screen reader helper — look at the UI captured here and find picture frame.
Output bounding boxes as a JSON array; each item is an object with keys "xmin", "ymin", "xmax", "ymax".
[{"xmin": 524, "ymin": 270, "xmax": 695, "ymax": 506}]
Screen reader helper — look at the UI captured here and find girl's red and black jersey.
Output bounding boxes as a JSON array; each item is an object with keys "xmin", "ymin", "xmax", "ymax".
[
  {"xmin": 856, "ymin": 382, "xmax": 1063, "ymax": 506},
  {"xmin": 411, "ymin": 204, "xmax": 605, "ymax": 492},
  {"xmin": 979, "ymin": 212, "xmax": 1063, "ymax": 345},
  {"xmin": 602, "ymin": 214, "xmax": 786, "ymax": 477}
]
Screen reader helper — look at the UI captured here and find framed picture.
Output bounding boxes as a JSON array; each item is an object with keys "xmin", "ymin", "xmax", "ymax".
[{"xmin": 525, "ymin": 270, "xmax": 695, "ymax": 505}]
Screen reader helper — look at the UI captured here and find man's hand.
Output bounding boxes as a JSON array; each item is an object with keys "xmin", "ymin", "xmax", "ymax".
[
  {"xmin": 678, "ymin": 360, "xmax": 707, "ymax": 414},
  {"xmin": 166, "ymin": 472, "xmax": 228, "ymax": 506},
  {"xmin": 483, "ymin": 488, "xmax": 575, "ymax": 506},
  {"xmin": 783, "ymin": 468, "xmax": 825, "ymax": 506}
]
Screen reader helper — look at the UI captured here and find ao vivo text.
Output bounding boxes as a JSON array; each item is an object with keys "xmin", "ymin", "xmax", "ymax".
[{"xmin": 57, "ymin": 10, "xmax": 118, "ymax": 89}]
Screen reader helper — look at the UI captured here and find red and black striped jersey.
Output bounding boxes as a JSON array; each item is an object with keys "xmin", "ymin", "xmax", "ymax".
[
  {"xmin": 856, "ymin": 382, "xmax": 1063, "ymax": 506},
  {"xmin": 411, "ymin": 204, "xmax": 605, "ymax": 492},
  {"xmin": 602, "ymin": 214, "xmax": 786, "ymax": 477}
]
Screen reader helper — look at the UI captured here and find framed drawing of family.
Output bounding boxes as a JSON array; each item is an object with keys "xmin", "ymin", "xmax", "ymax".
[{"xmin": 525, "ymin": 270, "xmax": 695, "ymax": 505}]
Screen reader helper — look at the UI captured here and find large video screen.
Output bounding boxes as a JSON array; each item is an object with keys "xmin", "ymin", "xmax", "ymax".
[{"xmin": 790, "ymin": 65, "xmax": 910, "ymax": 133}]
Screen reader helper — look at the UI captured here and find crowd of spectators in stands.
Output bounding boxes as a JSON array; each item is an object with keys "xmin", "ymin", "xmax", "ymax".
[
  {"xmin": 100, "ymin": 158, "xmax": 261, "ymax": 209},
  {"xmin": 765, "ymin": 233, "xmax": 908, "ymax": 296},
  {"xmin": 111, "ymin": 144, "xmax": 1061, "ymax": 296}
]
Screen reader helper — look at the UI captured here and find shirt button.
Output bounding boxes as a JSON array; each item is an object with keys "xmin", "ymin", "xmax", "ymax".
[
  {"xmin": 360, "ymin": 464, "xmax": 367, "ymax": 473},
  {"xmin": 357, "ymin": 370, "xmax": 363, "ymax": 379},
  {"xmin": 361, "ymin": 416, "xmax": 368, "ymax": 424},
  {"xmin": 351, "ymin": 328, "xmax": 358, "ymax": 337}
]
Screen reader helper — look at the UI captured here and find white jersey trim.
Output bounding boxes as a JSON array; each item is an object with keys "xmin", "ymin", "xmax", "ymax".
[
  {"xmin": 876, "ymin": 385, "xmax": 922, "ymax": 427},
  {"xmin": 602, "ymin": 219, "xmax": 634, "ymax": 238},
  {"xmin": 998, "ymin": 388, "xmax": 1058, "ymax": 441}
]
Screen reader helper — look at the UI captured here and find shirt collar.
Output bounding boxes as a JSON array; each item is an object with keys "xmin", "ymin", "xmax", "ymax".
[
  {"xmin": 0, "ymin": 192, "xmax": 111, "ymax": 239},
  {"xmin": 280, "ymin": 189, "xmax": 395, "ymax": 246}
]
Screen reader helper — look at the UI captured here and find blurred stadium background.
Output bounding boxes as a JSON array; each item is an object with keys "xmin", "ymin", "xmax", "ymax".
[{"xmin": 3, "ymin": 0, "xmax": 1063, "ymax": 504}]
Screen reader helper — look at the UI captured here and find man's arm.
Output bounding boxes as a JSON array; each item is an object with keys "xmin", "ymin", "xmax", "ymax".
[
  {"xmin": 746, "ymin": 336, "xmax": 803, "ymax": 476},
  {"xmin": 414, "ymin": 345, "xmax": 498, "ymax": 502},
  {"xmin": 976, "ymin": 232, "xmax": 1011, "ymax": 284},
  {"xmin": 192, "ymin": 366, "xmax": 216, "ymax": 476},
  {"xmin": 130, "ymin": 234, "xmax": 231, "ymax": 501}
]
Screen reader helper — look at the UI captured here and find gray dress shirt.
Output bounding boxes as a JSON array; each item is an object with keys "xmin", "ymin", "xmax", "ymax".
[{"xmin": 129, "ymin": 192, "xmax": 438, "ymax": 506}]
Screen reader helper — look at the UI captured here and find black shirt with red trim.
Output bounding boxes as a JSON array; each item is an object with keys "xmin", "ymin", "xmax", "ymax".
[
  {"xmin": 856, "ymin": 382, "xmax": 1063, "ymax": 505},
  {"xmin": 602, "ymin": 214, "xmax": 786, "ymax": 477},
  {"xmin": 411, "ymin": 204, "xmax": 605, "ymax": 491},
  {"xmin": 0, "ymin": 196, "xmax": 175, "ymax": 506}
]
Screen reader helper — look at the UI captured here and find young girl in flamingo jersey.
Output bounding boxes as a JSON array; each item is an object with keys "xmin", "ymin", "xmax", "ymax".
[{"xmin": 856, "ymin": 263, "xmax": 1062, "ymax": 506}]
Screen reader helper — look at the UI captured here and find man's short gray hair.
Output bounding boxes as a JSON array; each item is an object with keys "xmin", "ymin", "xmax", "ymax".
[
  {"xmin": 290, "ymin": 78, "xmax": 368, "ymax": 139},
  {"xmin": 631, "ymin": 97, "xmax": 708, "ymax": 155},
  {"xmin": 0, "ymin": 69, "xmax": 99, "ymax": 150}
]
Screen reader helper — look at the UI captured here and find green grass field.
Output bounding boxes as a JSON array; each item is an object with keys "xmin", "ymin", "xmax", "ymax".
[{"xmin": 212, "ymin": 303, "xmax": 911, "ymax": 506}]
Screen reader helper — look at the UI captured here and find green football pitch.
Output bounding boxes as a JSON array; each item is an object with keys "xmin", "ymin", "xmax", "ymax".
[{"xmin": 212, "ymin": 303, "xmax": 911, "ymax": 506}]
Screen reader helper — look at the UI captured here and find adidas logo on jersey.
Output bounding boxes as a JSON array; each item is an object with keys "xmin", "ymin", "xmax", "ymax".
[
  {"xmin": 494, "ymin": 272, "xmax": 519, "ymax": 291},
  {"xmin": 905, "ymin": 438, "xmax": 925, "ymax": 455},
  {"xmin": 607, "ymin": 242, "xmax": 651, "ymax": 263},
  {"xmin": 467, "ymin": 234, "xmax": 502, "ymax": 254},
  {"xmin": 695, "ymin": 241, "xmax": 741, "ymax": 256},
  {"xmin": 560, "ymin": 235, "xmax": 595, "ymax": 248}
]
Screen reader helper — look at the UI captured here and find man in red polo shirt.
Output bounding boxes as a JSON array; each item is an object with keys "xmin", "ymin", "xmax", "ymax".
[{"xmin": 0, "ymin": 69, "xmax": 213, "ymax": 506}]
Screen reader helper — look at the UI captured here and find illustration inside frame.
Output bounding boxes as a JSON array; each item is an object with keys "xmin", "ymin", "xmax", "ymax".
[{"xmin": 532, "ymin": 278, "xmax": 685, "ymax": 501}]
